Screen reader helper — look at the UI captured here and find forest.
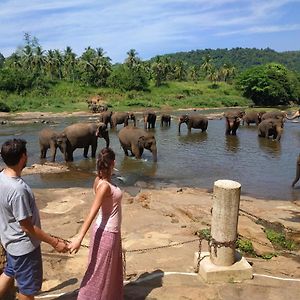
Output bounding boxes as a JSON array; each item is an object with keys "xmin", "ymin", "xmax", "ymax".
[{"xmin": 0, "ymin": 34, "xmax": 299, "ymax": 112}]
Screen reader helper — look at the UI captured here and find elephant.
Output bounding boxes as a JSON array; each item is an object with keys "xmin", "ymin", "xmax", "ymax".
[
  {"xmin": 143, "ymin": 111, "xmax": 157, "ymax": 129},
  {"xmin": 292, "ymin": 153, "xmax": 300, "ymax": 188},
  {"xmin": 224, "ymin": 110, "xmax": 244, "ymax": 135},
  {"xmin": 178, "ymin": 114, "xmax": 208, "ymax": 133},
  {"xmin": 99, "ymin": 110, "xmax": 113, "ymax": 128},
  {"xmin": 258, "ymin": 118, "xmax": 283, "ymax": 141},
  {"xmin": 261, "ymin": 111, "xmax": 287, "ymax": 121},
  {"xmin": 160, "ymin": 114, "xmax": 171, "ymax": 127},
  {"xmin": 242, "ymin": 111, "xmax": 265, "ymax": 126},
  {"xmin": 118, "ymin": 126, "xmax": 157, "ymax": 162},
  {"xmin": 111, "ymin": 112, "xmax": 136, "ymax": 129},
  {"xmin": 38, "ymin": 128, "xmax": 67, "ymax": 162},
  {"xmin": 62, "ymin": 122, "xmax": 109, "ymax": 161}
]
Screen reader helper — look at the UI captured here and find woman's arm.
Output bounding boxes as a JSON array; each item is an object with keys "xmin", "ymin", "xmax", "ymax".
[{"xmin": 68, "ymin": 181, "xmax": 110, "ymax": 253}]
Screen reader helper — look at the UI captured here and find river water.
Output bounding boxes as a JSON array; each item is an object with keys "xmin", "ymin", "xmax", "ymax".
[{"xmin": 1, "ymin": 110, "xmax": 300, "ymax": 201}]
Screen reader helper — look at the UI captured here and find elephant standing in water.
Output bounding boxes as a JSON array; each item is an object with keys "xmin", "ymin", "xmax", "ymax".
[
  {"xmin": 242, "ymin": 111, "xmax": 265, "ymax": 126},
  {"xmin": 62, "ymin": 122, "xmax": 109, "ymax": 161},
  {"xmin": 224, "ymin": 110, "xmax": 244, "ymax": 135},
  {"xmin": 261, "ymin": 111, "xmax": 287, "ymax": 121},
  {"xmin": 143, "ymin": 111, "xmax": 157, "ymax": 129},
  {"xmin": 118, "ymin": 126, "xmax": 157, "ymax": 162},
  {"xmin": 178, "ymin": 114, "xmax": 208, "ymax": 133},
  {"xmin": 111, "ymin": 112, "xmax": 136, "ymax": 129},
  {"xmin": 99, "ymin": 110, "xmax": 113, "ymax": 128},
  {"xmin": 258, "ymin": 118, "xmax": 283, "ymax": 141},
  {"xmin": 38, "ymin": 128, "xmax": 67, "ymax": 162},
  {"xmin": 160, "ymin": 114, "xmax": 171, "ymax": 127},
  {"xmin": 292, "ymin": 154, "xmax": 300, "ymax": 188}
]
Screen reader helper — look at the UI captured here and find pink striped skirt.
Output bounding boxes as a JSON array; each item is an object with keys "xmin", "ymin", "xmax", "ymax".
[{"xmin": 77, "ymin": 226, "xmax": 123, "ymax": 300}]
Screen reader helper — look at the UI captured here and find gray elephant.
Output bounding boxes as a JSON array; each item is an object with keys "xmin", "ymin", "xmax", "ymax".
[
  {"xmin": 62, "ymin": 122, "xmax": 109, "ymax": 162},
  {"xmin": 261, "ymin": 111, "xmax": 287, "ymax": 121},
  {"xmin": 242, "ymin": 111, "xmax": 265, "ymax": 126},
  {"xmin": 111, "ymin": 112, "xmax": 136, "ymax": 129},
  {"xmin": 224, "ymin": 110, "xmax": 244, "ymax": 135},
  {"xmin": 38, "ymin": 128, "xmax": 67, "ymax": 162},
  {"xmin": 161, "ymin": 114, "xmax": 171, "ymax": 127},
  {"xmin": 258, "ymin": 118, "xmax": 283, "ymax": 141},
  {"xmin": 292, "ymin": 153, "xmax": 300, "ymax": 188},
  {"xmin": 99, "ymin": 110, "xmax": 113, "ymax": 128},
  {"xmin": 143, "ymin": 111, "xmax": 157, "ymax": 129},
  {"xmin": 178, "ymin": 114, "xmax": 208, "ymax": 133},
  {"xmin": 118, "ymin": 126, "xmax": 157, "ymax": 162}
]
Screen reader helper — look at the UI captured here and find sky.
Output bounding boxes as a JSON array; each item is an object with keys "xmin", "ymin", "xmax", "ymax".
[{"xmin": 0, "ymin": 0, "xmax": 300, "ymax": 63}]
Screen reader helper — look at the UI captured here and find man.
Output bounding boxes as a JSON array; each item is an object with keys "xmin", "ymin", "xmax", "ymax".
[{"xmin": 0, "ymin": 139, "xmax": 68, "ymax": 300}]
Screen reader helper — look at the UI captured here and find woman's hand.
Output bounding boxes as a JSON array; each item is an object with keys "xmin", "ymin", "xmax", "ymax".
[{"xmin": 68, "ymin": 236, "xmax": 82, "ymax": 254}]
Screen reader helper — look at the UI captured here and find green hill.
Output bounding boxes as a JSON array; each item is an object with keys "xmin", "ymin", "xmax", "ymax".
[{"xmin": 151, "ymin": 48, "xmax": 300, "ymax": 73}]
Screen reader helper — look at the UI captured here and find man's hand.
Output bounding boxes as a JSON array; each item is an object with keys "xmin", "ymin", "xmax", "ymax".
[{"xmin": 53, "ymin": 238, "xmax": 69, "ymax": 253}]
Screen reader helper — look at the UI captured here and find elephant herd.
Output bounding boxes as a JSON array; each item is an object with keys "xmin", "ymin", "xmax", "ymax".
[
  {"xmin": 38, "ymin": 108, "xmax": 300, "ymax": 188},
  {"xmin": 38, "ymin": 110, "xmax": 162, "ymax": 163}
]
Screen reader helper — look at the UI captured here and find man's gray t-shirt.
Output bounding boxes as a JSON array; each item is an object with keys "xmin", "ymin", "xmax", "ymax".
[{"xmin": 0, "ymin": 171, "xmax": 41, "ymax": 256}]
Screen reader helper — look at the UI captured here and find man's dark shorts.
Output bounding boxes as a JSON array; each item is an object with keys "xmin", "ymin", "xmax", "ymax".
[{"xmin": 4, "ymin": 246, "xmax": 43, "ymax": 295}]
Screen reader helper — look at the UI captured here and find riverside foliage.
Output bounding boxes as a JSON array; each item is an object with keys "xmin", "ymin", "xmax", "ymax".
[{"xmin": 0, "ymin": 34, "xmax": 299, "ymax": 112}]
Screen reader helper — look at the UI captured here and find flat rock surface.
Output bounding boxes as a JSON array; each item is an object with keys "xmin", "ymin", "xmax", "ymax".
[{"xmin": 30, "ymin": 185, "xmax": 300, "ymax": 300}]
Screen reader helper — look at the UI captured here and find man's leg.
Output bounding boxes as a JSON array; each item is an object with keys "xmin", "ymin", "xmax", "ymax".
[{"xmin": 0, "ymin": 272, "xmax": 14, "ymax": 298}]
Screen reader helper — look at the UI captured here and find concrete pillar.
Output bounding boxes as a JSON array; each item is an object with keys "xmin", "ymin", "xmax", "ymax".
[{"xmin": 210, "ymin": 179, "xmax": 241, "ymax": 266}]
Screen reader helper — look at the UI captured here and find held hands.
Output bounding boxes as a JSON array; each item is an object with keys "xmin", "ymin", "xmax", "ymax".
[
  {"xmin": 68, "ymin": 236, "xmax": 82, "ymax": 254},
  {"xmin": 52, "ymin": 238, "xmax": 69, "ymax": 253}
]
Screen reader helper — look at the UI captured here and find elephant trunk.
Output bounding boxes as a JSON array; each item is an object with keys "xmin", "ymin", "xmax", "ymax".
[
  {"xmin": 151, "ymin": 148, "xmax": 158, "ymax": 162},
  {"xmin": 178, "ymin": 120, "xmax": 183, "ymax": 132},
  {"xmin": 103, "ymin": 135, "xmax": 110, "ymax": 148}
]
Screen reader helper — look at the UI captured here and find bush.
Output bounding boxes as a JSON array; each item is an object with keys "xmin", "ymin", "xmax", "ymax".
[
  {"xmin": 237, "ymin": 63, "xmax": 300, "ymax": 106},
  {"xmin": 0, "ymin": 101, "xmax": 10, "ymax": 112}
]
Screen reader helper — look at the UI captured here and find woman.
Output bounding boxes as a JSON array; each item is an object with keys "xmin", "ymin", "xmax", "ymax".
[{"xmin": 69, "ymin": 148, "xmax": 123, "ymax": 300}]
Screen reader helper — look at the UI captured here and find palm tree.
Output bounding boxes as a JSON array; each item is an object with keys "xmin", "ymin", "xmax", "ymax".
[
  {"xmin": 125, "ymin": 49, "xmax": 140, "ymax": 69},
  {"xmin": 189, "ymin": 65, "xmax": 198, "ymax": 82},
  {"xmin": 53, "ymin": 49, "xmax": 63, "ymax": 80},
  {"xmin": 21, "ymin": 45, "xmax": 34, "ymax": 71},
  {"xmin": 63, "ymin": 46, "xmax": 77, "ymax": 81},
  {"xmin": 32, "ymin": 46, "xmax": 46, "ymax": 74},
  {"xmin": 201, "ymin": 54, "xmax": 213, "ymax": 76}
]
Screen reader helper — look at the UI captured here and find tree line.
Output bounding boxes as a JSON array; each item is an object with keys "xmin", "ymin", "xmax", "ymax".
[{"xmin": 0, "ymin": 33, "xmax": 299, "ymax": 110}]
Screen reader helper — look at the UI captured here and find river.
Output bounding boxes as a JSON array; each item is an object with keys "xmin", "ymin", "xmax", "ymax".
[{"xmin": 0, "ymin": 110, "xmax": 299, "ymax": 201}]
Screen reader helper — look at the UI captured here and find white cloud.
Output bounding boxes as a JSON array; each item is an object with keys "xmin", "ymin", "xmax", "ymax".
[{"xmin": 0, "ymin": 0, "xmax": 299, "ymax": 61}]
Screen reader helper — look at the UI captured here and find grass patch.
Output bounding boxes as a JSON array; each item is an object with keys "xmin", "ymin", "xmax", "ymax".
[
  {"xmin": 0, "ymin": 80, "xmax": 251, "ymax": 112},
  {"xmin": 265, "ymin": 228, "xmax": 296, "ymax": 251}
]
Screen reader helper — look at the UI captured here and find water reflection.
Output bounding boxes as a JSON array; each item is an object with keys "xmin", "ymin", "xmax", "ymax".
[
  {"xmin": 225, "ymin": 135, "xmax": 240, "ymax": 153},
  {"xmin": 178, "ymin": 131, "xmax": 208, "ymax": 144},
  {"xmin": 258, "ymin": 137, "xmax": 281, "ymax": 157}
]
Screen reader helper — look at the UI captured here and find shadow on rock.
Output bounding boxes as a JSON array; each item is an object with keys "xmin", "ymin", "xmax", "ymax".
[{"xmin": 124, "ymin": 269, "xmax": 163, "ymax": 300}]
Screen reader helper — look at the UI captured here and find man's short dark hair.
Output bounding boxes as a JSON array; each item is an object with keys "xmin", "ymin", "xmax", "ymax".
[{"xmin": 1, "ymin": 139, "xmax": 27, "ymax": 166}]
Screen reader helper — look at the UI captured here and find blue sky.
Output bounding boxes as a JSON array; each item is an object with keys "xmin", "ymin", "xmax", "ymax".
[{"xmin": 0, "ymin": 0, "xmax": 299, "ymax": 63}]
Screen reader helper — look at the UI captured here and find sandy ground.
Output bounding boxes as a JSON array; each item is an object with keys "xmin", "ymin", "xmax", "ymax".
[{"xmin": 1, "ymin": 111, "xmax": 300, "ymax": 299}]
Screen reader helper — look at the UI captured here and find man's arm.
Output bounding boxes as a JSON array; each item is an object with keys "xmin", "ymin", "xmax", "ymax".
[{"xmin": 19, "ymin": 217, "xmax": 67, "ymax": 252}]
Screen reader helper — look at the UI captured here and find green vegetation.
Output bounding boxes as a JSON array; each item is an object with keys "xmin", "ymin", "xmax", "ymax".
[
  {"xmin": 156, "ymin": 48, "xmax": 300, "ymax": 73},
  {"xmin": 265, "ymin": 228, "xmax": 296, "ymax": 251},
  {"xmin": 0, "ymin": 79, "xmax": 250, "ymax": 113},
  {"xmin": 237, "ymin": 63, "xmax": 300, "ymax": 106},
  {"xmin": 0, "ymin": 34, "xmax": 299, "ymax": 112},
  {"xmin": 236, "ymin": 238, "xmax": 255, "ymax": 256}
]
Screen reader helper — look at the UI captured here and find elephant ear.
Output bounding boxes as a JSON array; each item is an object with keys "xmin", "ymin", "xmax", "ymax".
[{"xmin": 138, "ymin": 136, "xmax": 146, "ymax": 148}]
